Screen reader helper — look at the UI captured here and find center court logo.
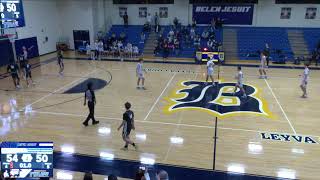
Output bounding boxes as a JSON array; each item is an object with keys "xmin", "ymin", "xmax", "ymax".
[{"xmin": 164, "ymin": 81, "xmax": 272, "ymax": 119}]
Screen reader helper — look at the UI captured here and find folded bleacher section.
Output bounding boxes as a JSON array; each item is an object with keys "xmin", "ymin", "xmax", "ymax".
[
  {"xmin": 237, "ymin": 27, "xmax": 293, "ymax": 60},
  {"xmin": 303, "ymin": 28, "xmax": 320, "ymax": 53}
]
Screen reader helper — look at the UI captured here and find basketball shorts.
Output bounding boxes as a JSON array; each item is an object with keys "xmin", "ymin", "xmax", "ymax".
[
  {"xmin": 207, "ymin": 68, "xmax": 214, "ymax": 76},
  {"xmin": 122, "ymin": 128, "xmax": 132, "ymax": 138},
  {"xmin": 26, "ymin": 71, "xmax": 32, "ymax": 78},
  {"xmin": 138, "ymin": 73, "xmax": 144, "ymax": 79}
]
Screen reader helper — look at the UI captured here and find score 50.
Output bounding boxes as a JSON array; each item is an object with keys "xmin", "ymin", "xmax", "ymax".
[{"xmin": 6, "ymin": 154, "xmax": 49, "ymax": 163}]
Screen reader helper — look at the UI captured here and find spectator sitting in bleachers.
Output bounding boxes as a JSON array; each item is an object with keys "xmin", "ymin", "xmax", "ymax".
[
  {"xmin": 190, "ymin": 28, "xmax": 196, "ymax": 40},
  {"xmin": 119, "ymin": 32, "xmax": 126, "ymax": 42},
  {"xmin": 124, "ymin": 42, "xmax": 133, "ymax": 58},
  {"xmin": 133, "ymin": 45, "xmax": 139, "ymax": 58},
  {"xmin": 174, "ymin": 37, "xmax": 180, "ymax": 55},
  {"xmin": 208, "ymin": 29, "xmax": 215, "ymax": 40},
  {"xmin": 201, "ymin": 28, "xmax": 209, "ymax": 40},
  {"xmin": 163, "ymin": 39, "xmax": 169, "ymax": 60},
  {"xmin": 194, "ymin": 35, "xmax": 201, "ymax": 49},
  {"xmin": 110, "ymin": 33, "xmax": 117, "ymax": 42},
  {"xmin": 140, "ymin": 32, "xmax": 146, "ymax": 43},
  {"xmin": 154, "ymin": 41, "xmax": 161, "ymax": 55},
  {"xmin": 207, "ymin": 39, "xmax": 214, "ymax": 51}
]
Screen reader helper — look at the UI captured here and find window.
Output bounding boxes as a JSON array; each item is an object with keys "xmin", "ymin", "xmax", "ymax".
[{"xmin": 280, "ymin": 7, "xmax": 291, "ymax": 19}]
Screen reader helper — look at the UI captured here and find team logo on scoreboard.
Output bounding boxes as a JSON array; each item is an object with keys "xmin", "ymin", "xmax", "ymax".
[{"xmin": 164, "ymin": 81, "xmax": 272, "ymax": 118}]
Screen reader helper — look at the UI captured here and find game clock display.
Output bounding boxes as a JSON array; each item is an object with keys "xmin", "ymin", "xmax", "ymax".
[
  {"xmin": 1, "ymin": 142, "xmax": 53, "ymax": 178},
  {"xmin": 0, "ymin": 0, "xmax": 25, "ymax": 27}
]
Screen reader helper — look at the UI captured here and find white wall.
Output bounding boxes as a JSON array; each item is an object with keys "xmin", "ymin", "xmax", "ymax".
[
  {"xmin": 56, "ymin": 0, "xmax": 95, "ymax": 50},
  {"xmin": 106, "ymin": 0, "xmax": 190, "ymax": 25},
  {"xmin": 17, "ymin": 0, "xmax": 60, "ymax": 55},
  {"xmin": 253, "ymin": 0, "xmax": 320, "ymax": 27}
]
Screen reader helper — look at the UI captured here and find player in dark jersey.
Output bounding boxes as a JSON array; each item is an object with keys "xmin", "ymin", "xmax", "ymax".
[
  {"xmin": 118, "ymin": 102, "xmax": 138, "ymax": 151},
  {"xmin": 7, "ymin": 62, "xmax": 21, "ymax": 89},
  {"xmin": 57, "ymin": 49, "xmax": 64, "ymax": 75},
  {"xmin": 25, "ymin": 62, "xmax": 35, "ymax": 87},
  {"xmin": 19, "ymin": 55, "xmax": 27, "ymax": 79}
]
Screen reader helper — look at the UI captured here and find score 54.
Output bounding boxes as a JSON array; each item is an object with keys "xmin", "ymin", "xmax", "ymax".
[{"xmin": 6, "ymin": 154, "xmax": 49, "ymax": 163}]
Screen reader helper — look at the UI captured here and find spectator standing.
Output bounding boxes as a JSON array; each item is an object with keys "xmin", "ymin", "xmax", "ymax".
[
  {"xmin": 154, "ymin": 12, "xmax": 159, "ymax": 26},
  {"xmin": 174, "ymin": 38, "xmax": 180, "ymax": 56},
  {"xmin": 173, "ymin": 17, "xmax": 178, "ymax": 28},
  {"xmin": 264, "ymin": 43, "xmax": 270, "ymax": 66},
  {"xmin": 147, "ymin": 13, "xmax": 152, "ymax": 25},
  {"xmin": 123, "ymin": 12, "xmax": 128, "ymax": 28},
  {"xmin": 108, "ymin": 174, "xmax": 118, "ymax": 180},
  {"xmin": 192, "ymin": 18, "xmax": 197, "ymax": 29}
]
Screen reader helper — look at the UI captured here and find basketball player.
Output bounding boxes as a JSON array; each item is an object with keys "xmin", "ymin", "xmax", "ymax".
[
  {"xmin": 25, "ymin": 62, "xmax": 34, "ymax": 87},
  {"xmin": 117, "ymin": 102, "xmax": 138, "ymax": 151},
  {"xmin": 57, "ymin": 49, "xmax": 64, "ymax": 75},
  {"xmin": 205, "ymin": 56, "xmax": 215, "ymax": 86},
  {"xmin": 233, "ymin": 66, "xmax": 247, "ymax": 98},
  {"xmin": 86, "ymin": 43, "xmax": 91, "ymax": 59},
  {"xmin": 7, "ymin": 62, "xmax": 20, "ymax": 89},
  {"xmin": 83, "ymin": 82, "xmax": 99, "ymax": 126},
  {"xmin": 136, "ymin": 58, "xmax": 146, "ymax": 90},
  {"xmin": 94, "ymin": 40, "xmax": 99, "ymax": 60},
  {"xmin": 98, "ymin": 40, "xmax": 104, "ymax": 60},
  {"xmin": 300, "ymin": 64, "xmax": 310, "ymax": 98},
  {"xmin": 20, "ymin": 46, "xmax": 34, "ymax": 76},
  {"xmin": 259, "ymin": 52, "xmax": 267, "ymax": 79}
]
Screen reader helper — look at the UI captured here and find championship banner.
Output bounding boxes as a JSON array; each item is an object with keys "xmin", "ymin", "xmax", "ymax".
[{"xmin": 193, "ymin": 4, "xmax": 254, "ymax": 25}]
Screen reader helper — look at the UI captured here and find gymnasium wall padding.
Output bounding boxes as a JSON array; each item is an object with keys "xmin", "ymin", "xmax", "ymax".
[
  {"xmin": 0, "ymin": 39, "xmax": 14, "ymax": 66},
  {"xmin": 15, "ymin": 37, "xmax": 39, "ymax": 59}
]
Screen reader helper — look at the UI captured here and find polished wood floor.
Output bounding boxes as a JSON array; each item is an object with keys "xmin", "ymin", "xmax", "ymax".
[{"xmin": 1, "ymin": 53, "xmax": 320, "ymax": 179}]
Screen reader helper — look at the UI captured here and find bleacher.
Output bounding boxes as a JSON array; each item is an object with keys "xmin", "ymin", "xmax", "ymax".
[
  {"xmin": 237, "ymin": 27, "xmax": 293, "ymax": 60},
  {"xmin": 157, "ymin": 26, "xmax": 223, "ymax": 58},
  {"xmin": 303, "ymin": 28, "xmax": 320, "ymax": 53},
  {"xmin": 107, "ymin": 25, "xmax": 148, "ymax": 54}
]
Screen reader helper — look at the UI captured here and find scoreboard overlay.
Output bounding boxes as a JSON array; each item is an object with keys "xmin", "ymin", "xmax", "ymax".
[{"xmin": 1, "ymin": 142, "xmax": 53, "ymax": 178}]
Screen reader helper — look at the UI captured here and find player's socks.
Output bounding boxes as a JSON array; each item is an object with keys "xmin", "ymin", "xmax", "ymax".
[
  {"xmin": 132, "ymin": 143, "xmax": 138, "ymax": 150},
  {"xmin": 121, "ymin": 145, "xmax": 128, "ymax": 151}
]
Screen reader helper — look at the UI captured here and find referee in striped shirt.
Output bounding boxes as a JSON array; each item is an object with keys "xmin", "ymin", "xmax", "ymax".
[{"xmin": 83, "ymin": 82, "xmax": 99, "ymax": 126}]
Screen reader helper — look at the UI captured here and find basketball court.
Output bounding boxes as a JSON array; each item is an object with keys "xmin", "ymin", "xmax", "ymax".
[{"xmin": 0, "ymin": 54, "xmax": 319, "ymax": 179}]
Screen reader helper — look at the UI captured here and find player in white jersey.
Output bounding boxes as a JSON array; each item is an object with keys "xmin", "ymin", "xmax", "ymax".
[
  {"xmin": 136, "ymin": 58, "xmax": 146, "ymax": 90},
  {"xmin": 300, "ymin": 64, "xmax": 310, "ymax": 98},
  {"xmin": 94, "ymin": 40, "xmax": 99, "ymax": 60},
  {"xmin": 98, "ymin": 40, "xmax": 104, "ymax": 60},
  {"xmin": 259, "ymin": 52, "xmax": 268, "ymax": 79},
  {"xmin": 205, "ymin": 57, "xmax": 215, "ymax": 86},
  {"xmin": 233, "ymin": 66, "xmax": 247, "ymax": 98},
  {"xmin": 86, "ymin": 43, "xmax": 91, "ymax": 58}
]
